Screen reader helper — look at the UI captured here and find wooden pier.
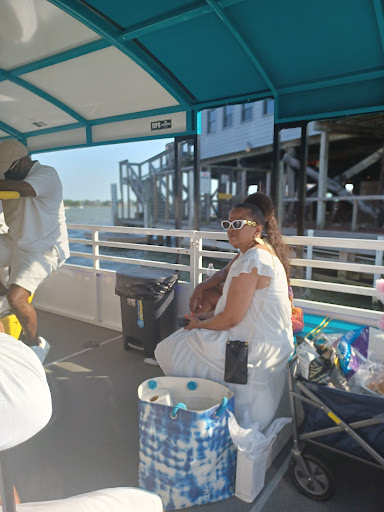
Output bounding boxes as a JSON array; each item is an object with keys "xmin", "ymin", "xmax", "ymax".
[{"xmin": 112, "ymin": 114, "xmax": 384, "ymax": 235}]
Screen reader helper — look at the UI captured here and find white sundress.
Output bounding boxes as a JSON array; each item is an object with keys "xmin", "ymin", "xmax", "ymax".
[{"xmin": 155, "ymin": 247, "xmax": 294, "ymax": 429}]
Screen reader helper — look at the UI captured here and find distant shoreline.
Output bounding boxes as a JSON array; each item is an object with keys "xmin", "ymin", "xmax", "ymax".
[
  {"xmin": 64, "ymin": 201, "xmax": 111, "ymax": 207},
  {"xmin": 64, "ymin": 205, "xmax": 113, "ymax": 226}
]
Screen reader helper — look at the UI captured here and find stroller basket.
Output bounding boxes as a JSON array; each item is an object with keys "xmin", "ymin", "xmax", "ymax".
[
  {"xmin": 288, "ymin": 355, "xmax": 384, "ymax": 501},
  {"xmin": 299, "ymin": 378, "xmax": 384, "ymax": 462}
]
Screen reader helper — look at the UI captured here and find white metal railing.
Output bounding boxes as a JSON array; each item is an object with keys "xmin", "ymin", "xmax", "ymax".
[
  {"xmin": 64, "ymin": 223, "xmax": 384, "ymax": 326},
  {"xmin": 67, "ymin": 223, "xmax": 232, "ymax": 289}
]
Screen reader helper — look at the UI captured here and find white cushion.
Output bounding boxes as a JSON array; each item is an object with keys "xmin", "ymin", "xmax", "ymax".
[
  {"xmin": 4, "ymin": 488, "xmax": 163, "ymax": 512},
  {"xmin": 0, "ymin": 332, "xmax": 52, "ymax": 450}
]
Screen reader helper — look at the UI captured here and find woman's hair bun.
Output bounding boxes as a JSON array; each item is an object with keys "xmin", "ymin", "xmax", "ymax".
[{"xmin": 244, "ymin": 192, "xmax": 275, "ymax": 221}]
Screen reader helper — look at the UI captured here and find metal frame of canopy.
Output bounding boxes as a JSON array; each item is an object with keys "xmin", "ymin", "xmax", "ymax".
[{"xmin": 1, "ymin": 0, "xmax": 384, "ymax": 149}]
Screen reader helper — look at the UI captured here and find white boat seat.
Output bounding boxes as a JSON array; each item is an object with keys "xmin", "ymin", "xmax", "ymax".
[
  {"xmin": 0, "ymin": 333, "xmax": 52, "ymax": 451},
  {"xmin": 0, "ymin": 488, "xmax": 163, "ymax": 512}
]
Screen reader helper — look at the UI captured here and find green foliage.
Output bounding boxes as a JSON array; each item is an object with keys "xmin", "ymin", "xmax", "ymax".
[{"xmin": 64, "ymin": 199, "xmax": 111, "ymax": 207}]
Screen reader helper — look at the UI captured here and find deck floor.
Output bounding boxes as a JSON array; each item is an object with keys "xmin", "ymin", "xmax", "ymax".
[{"xmin": 5, "ymin": 310, "xmax": 384, "ymax": 511}]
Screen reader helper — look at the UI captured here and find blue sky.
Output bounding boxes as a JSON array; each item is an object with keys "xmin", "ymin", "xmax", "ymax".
[{"xmin": 34, "ymin": 138, "xmax": 172, "ymax": 201}]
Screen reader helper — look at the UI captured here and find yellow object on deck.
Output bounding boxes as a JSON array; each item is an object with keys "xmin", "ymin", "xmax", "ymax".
[
  {"xmin": 0, "ymin": 191, "xmax": 20, "ymax": 200},
  {"xmin": 0, "ymin": 294, "xmax": 34, "ymax": 339},
  {"xmin": 0, "ymin": 189, "xmax": 22, "ymax": 337}
]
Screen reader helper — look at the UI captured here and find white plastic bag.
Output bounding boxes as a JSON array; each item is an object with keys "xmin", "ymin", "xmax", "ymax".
[
  {"xmin": 228, "ymin": 412, "xmax": 291, "ymax": 502},
  {"xmin": 296, "ymin": 339, "xmax": 318, "ymax": 379},
  {"xmin": 368, "ymin": 327, "xmax": 384, "ymax": 364}
]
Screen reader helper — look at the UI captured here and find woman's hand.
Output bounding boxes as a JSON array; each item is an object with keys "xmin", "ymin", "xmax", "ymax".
[
  {"xmin": 184, "ymin": 314, "xmax": 202, "ymax": 330},
  {"xmin": 189, "ymin": 284, "xmax": 204, "ymax": 312},
  {"xmin": 192, "ymin": 311, "xmax": 214, "ymax": 320}
]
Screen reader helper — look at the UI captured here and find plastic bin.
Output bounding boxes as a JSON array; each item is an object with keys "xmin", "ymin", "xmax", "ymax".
[{"xmin": 115, "ymin": 267, "xmax": 178, "ymax": 358}]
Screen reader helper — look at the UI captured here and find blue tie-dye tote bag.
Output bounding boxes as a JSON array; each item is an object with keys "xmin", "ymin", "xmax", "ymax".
[{"xmin": 138, "ymin": 377, "xmax": 236, "ymax": 510}]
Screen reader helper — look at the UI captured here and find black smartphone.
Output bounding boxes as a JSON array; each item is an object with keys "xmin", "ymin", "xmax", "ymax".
[
  {"xmin": 177, "ymin": 315, "xmax": 190, "ymax": 327},
  {"xmin": 224, "ymin": 340, "xmax": 248, "ymax": 385}
]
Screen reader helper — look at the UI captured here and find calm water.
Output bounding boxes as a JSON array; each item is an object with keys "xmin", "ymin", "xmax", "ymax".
[
  {"xmin": 65, "ymin": 205, "xmax": 113, "ymax": 226},
  {"xmin": 66, "ymin": 206, "xmax": 135, "ymax": 272}
]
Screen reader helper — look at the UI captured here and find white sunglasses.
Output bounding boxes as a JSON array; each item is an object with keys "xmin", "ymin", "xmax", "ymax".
[{"xmin": 221, "ymin": 219, "xmax": 258, "ymax": 230}]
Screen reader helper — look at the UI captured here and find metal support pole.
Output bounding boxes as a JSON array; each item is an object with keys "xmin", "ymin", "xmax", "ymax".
[
  {"xmin": 119, "ymin": 162, "xmax": 124, "ymax": 219},
  {"xmin": 111, "ymin": 183, "xmax": 118, "ymax": 225},
  {"xmin": 278, "ymin": 160, "xmax": 285, "ymax": 223},
  {"xmin": 306, "ymin": 229, "xmax": 314, "ymax": 281},
  {"xmin": 143, "ymin": 178, "xmax": 153, "ymax": 229},
  {"xmin": 236, "ymin": 166, "xmax": 247, "ymax": 201},
  {"xmin": 351, "ymin": 200, "xmax": 359, "ymax": 232},
  {"xmin": 188, "ymin": 168, "xmax": 194, "ymax": 228},
  {"xmin": 174, "ymin": 137, "xmax": 182, "ymax": 230},
  {"xmin": 165, "ymin": 173, "xmax": 170, "ymax": 223},
  {"xmin": 317, "ymin": 131, "xmax": 329, "ymax": 229},
  {"xmin": 174, "ymin": 137, "xmax": 183, "ymax": 264},
  {"xmin": 193, "ymin": 134, "xmax": 201, "ymax": 230},
  {"xmin": 266, "ymin": 171, "xmax": 271, "ymax": 196},
  {"xmin": 127, "ymin": 164, "xmax": 131, "ymax": 221},
  {"xmin": 271, "ymin": 124, "xmax": 282, "ymax": 223},
  {"xmin": 153, "ymin": 175, "xmax": 158, "ymax": 223},
  {"xmin": 297, "ymin": 123, "xmax": 308, "ymax": 237}
]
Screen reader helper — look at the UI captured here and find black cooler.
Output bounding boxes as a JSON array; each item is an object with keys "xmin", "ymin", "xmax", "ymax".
[{"xmin": 115, "ymin": 267, "xmax": 178, "ymax": 358}]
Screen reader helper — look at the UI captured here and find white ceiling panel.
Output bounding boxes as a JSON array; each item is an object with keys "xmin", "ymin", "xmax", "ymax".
[
  {"xmin": 92, "ymin": 112, "xmax": 186, "ymax": 143},
  {"xmin": 0, "ymin": 0, "xmax": 100, "ymax": 70},
  {"xmin": 22, "ymin": 47, "xmax": 180, "ymax": 120},
  {"xmin": 0, "ymin": 81, "xmax": 77, "ymax": 132},
  {"xmin": 27, "ymin": 127, "xmax": 87, "ymax": 152}
]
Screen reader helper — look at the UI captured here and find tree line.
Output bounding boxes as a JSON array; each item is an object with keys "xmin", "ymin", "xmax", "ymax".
[{"xmin": 64, "ymin": 199, "xmax": 111, "ymax": 207}]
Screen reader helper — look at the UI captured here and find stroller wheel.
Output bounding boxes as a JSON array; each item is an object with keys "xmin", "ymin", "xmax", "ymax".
[{"xmin": 289, "ymin": 454, "xmax": 334, "ymax": 501}]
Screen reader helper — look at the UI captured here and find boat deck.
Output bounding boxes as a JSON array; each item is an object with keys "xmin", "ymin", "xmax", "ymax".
[{"xmin": 5, "ymin": 310, "xmax": 384, "ymax": 511}]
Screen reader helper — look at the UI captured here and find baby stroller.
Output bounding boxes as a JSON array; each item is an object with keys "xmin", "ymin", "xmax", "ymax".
[{"xmin": 287, "ymin": 352, "xmax": 384, "ymax": 500}]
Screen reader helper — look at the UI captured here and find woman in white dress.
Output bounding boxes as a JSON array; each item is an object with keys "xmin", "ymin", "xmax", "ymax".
[{"xmin": 155, "ymin": 199, "xmax": 294, "ymax": 429}]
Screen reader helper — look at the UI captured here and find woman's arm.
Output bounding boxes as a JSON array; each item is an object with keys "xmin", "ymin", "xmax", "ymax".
[
  {"xmin": 189, "ymin": 253, "xmax": 239, "ymax": 312},
  {"xmin": 186, "ymin": 268, "xmax": 270, "ymax": 331}
]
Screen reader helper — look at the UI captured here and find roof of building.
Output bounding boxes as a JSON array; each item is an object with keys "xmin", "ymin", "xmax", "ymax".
[{"xmin": 1, "ymin": 0, "xmax": 384, "ymax": 153}]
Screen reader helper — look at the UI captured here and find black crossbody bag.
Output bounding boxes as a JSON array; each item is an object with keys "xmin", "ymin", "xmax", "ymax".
[
  {"xmin": 224, "ymin": 278, "xmax": 270, "ymax": 385},
  {"xmin": 224, "ymin": 340, "xmax": 249, "ymax": 385}
]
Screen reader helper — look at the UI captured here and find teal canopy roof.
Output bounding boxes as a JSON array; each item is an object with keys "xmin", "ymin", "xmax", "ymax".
[{"xmin": 1, "ymin": 0, "xmax": 384, "ymax": 152}]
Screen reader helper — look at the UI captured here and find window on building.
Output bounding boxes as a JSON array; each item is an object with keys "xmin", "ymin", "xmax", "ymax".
[
  {"xmin": 207, "ymin": 109, "xmax": 217, "ymax": 133},
  {"xmin": 241, "ymin": 103, "xmax": 253, "ymax": 122},
  {"xmin": 223, "ymin": 105, "xmax": 234, "ymax": 128},
  {"xmin": 263, "ymin": 98, "xmax": 274, "ymax": 115}
]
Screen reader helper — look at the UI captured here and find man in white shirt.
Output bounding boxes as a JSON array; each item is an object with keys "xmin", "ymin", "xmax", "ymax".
[{"xmin": 0, "ymin": 139, "xmax": 69, "ymax": 362}]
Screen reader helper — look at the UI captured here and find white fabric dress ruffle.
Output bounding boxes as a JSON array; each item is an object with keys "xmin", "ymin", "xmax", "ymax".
[
  {"xmin": 155, "ymin": 248, "xmax": 294, "ymax": 429},
  {"xmin": 11, "ymin": 488, "xmax": 163, "ymax": 512},
  {"xmin": 0, "ymin": 332, "xmax": 52, "ymax": 451}
]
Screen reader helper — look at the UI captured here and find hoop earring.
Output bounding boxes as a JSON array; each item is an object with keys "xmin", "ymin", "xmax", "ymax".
[{"xmin": 254, "ymin": 237, "xmax": 264, "ymax": 245}]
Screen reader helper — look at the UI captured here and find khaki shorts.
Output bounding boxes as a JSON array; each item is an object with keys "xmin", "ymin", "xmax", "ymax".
[{"xmin": 0, "ymin": 235, "xmax": 61, "ymax": 295}]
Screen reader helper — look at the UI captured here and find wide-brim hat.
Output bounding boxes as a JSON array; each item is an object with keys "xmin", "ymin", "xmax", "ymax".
[{"xmin": 0, "ymin": 139, "xmax": 29, "ymax": 174}]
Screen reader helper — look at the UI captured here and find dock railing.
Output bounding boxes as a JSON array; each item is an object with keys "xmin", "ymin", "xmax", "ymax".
[{"xmin": 35, "ymin": 224, "xmax": 384, "ymax": 329}]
